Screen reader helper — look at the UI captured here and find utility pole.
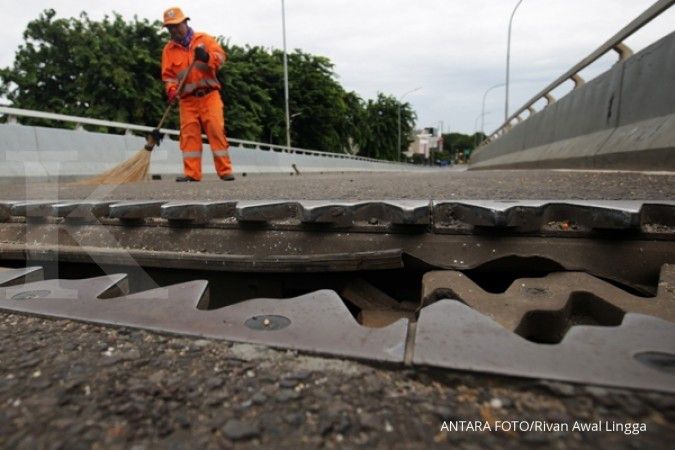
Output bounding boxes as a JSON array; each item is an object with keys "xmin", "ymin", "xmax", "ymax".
[
  {"xmin": 435, "ymin": 120, "xmax": 444, "ymax": 167},
  {"xmin": 505, "ymin": 0, "xmax": 524, "ymax": 124},
  {"xmin": 281, "ymin": 0, "xmax": 291, "ymax": 150},
  {"xmin": 482, "ymin": 83, "xmax": 504, "ymax": 134},
  {"xmin": 397, "ymin": 87, "xmax": 422, "ymax": 162}
]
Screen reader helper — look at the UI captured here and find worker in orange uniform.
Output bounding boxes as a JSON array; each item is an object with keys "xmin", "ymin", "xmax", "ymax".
[{"xmin": 161, "ymin": 7, "xmax": 235, "ymax": 182}]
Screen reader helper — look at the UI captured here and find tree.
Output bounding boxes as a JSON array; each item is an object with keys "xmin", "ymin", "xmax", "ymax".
[
  {"xmin": 0, "ymin": 9, "xmax": 168, "ymax": 130},
  {"xmin": 218, "ymin": 46, "xmax": 355, "ymax": 153},
  {"xmin": 219, "ymin": 43, "xmax": 273, "ymax": 142},
  {"xmin": 341, "ymin": 91, "xmax": 367, "ymax": 154},
  {"xmin": 285, "ymin": 50, "xmax": 350, "ymax": 153},
  {"xmin": 359, "ymin": 94, "xmax": 416, "ymax": 160},
  {"xmin": 441, "ymin": 131, "xmax": 486, "ymax": 162}
]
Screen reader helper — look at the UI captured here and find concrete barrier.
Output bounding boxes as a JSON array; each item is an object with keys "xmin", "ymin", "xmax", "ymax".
[
  {"xmin": 470, "ymin": 31, "xmax": 675, "ymax": 171},
  {"xmin": 0, "ymin": 123, "xmax": 426, "ymax": 181}
]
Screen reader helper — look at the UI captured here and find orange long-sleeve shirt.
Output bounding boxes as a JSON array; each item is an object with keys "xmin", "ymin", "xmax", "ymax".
[{"xmin": 161, "ymin": 32, "xmax": 226, "ymax": 98}]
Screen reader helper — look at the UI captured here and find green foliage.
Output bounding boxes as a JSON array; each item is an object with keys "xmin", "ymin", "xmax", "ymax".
[
  {"xmin": 217, "ymin": 45, "xmax": 357, "ymax": 152},
  {"xmin": 286, "ymin": 51, "xmax": 348, "ymax": 152},
  {"xmin": 1, "ymin": 9, "xmax": 418, "ymax": 160},
  {"xmin": 433, "ymin": 150, "xmax": 451, "ymax": 161},
  {"xmin": 341, "ymin": 91, "xmax": 367, "ymax": 154},
  {"xmin": 0, "ymin": 9, "xmax": 168, "ymax": 129},
  {"xmin": 358, "ymin": 93, "xmax": 416, "ymax": 160},
  {"xmin": 219, "ymin": 43, "xmax": 272, "ymax": 141},
  {"xmin": 411, "ymin": 153, "xmax": 427, "ymax": 165},
  {"xmin": 441, "ymin": 131, "xmax": 487, "ymax": 161}
]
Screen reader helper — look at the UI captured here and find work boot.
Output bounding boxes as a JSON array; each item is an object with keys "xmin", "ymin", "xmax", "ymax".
[
  {"xmin": 176, "ymin": 176, "xmax": 199, "ymax": 182},
  {"xmin": 220, "ymin": 174, "xmax": 235, "ymax": 181}
]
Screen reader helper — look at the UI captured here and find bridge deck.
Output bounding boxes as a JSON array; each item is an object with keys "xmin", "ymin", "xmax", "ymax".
[{"xmin": 1, "ymin": 169, "xmax": 673, "ymax": 201}]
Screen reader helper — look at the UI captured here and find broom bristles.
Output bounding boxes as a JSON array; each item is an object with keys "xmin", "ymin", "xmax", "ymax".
[{"xmin": 76, "ymin": 148, "xmax": 152, "ymax": 185}]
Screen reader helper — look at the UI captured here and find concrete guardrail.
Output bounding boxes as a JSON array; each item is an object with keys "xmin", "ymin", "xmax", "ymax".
[
  {"xmin": 471, "ymin": 1, "xmax": 675, "ymax": 171},
  {"xmin": 0, "ymin": 110, "xmax": 429, "ymax": 180}
]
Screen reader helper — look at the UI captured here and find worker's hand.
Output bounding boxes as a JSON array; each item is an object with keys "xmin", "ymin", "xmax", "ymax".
[
  {"xmin": 150, "ymin": 129, "xmax": 164, "ymax": 146},
  {"xmin": 194, "ymin": 46, "xmax": 210, "ymax": 63},
  {"xmin": 167, "ymin": 86, "xmax": 178, "ymax": 104}
]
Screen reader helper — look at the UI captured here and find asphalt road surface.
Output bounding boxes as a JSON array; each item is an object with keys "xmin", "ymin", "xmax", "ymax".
[
  {"xmin": 1, "ymin": 169, "xmax": 673, "ymax": 201},
  {"xmin": 1, "ymin": 313, "xmax": 674, "ymax": 449}
]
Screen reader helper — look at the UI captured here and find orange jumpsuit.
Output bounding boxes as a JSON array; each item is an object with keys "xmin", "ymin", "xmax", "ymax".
[{"xmin": 161, "ymin": 32, "xmax": 233, "ymax": 180}]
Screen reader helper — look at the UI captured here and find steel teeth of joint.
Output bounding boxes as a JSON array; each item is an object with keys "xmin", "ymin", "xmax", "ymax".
[
  {"xmin": 0, "ymin": 200, "xmax": 673, "ymax": 234},
  {"xmin": 420, "ymin": 264, "xmax": 675, "ymax": 336},
  {"xmin": 413, "ymin": 300, "xmax": 675, "ymax": 393},
  {"xmin": 0, "ymin": 266, "xmax": 44, "ymax": 286},
  {"xmin": 0, "ymin": 274, "xmax": 407, "ymax": 363},
  {"xmin": 413, "ymin": 263, "xmax": 675, "ymax": 392},
  {"xmin": 2, "ymin": 265, "xmax": 675, "ymax": 392},
  {"xmin": 432, "ymin": 200, "xmax": 675, "ymax": 232}
]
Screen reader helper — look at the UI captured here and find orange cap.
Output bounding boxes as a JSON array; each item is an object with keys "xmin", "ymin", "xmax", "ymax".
[{"xmin": 163, "ymin": 7, "xmax": 189, "ymax": 26}]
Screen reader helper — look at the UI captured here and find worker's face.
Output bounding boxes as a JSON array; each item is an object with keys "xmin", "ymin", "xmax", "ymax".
[{"xmin": 167, "ymin": 21, "xmax": 188, "ymax": 42}]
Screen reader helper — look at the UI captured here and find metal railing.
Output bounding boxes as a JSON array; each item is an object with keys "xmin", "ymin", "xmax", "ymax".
[
  {"xmin": 0, "ymin": 105, "xmax": 405, "ymax": 165},
  {"xmin": 480, "ymin": 0, "xmax": 674, "ymax": 146}
]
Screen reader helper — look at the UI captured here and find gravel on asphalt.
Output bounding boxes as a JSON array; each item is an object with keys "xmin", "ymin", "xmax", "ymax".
[
  {"xmin": 1, "ymin": 313, "xmax": 674, "ymax": 449},
  {"xmin": 1, "ymin": 170, "xmax": 673, "ymax": 201}
]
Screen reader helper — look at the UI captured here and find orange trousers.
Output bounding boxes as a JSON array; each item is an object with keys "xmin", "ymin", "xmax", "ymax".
[{"xmin": 178, "ymin": 91, "xmax": 233, "ymax": 180}]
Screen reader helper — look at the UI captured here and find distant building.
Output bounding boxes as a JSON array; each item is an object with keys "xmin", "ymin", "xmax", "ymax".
[{"xmin": 403, "ymin": 127, "xmax": 442, "ymax": 160}]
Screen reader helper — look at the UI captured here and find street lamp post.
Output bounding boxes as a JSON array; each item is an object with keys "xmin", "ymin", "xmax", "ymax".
[
  {"xmin": 482, "ymin": 83, "xmax": 505, "ymax": 134},
  {"xmin": 474, "ymin": 111, "xmax": 491, "ymax": 147},
  {"xmin": 281, "ymin": 0, "xmax": 291, "ymax": 150},
  {"xmin": 505, "ymin": 0, "xmax": 524, "ymax": 124},
  {"xmin": 434, "ymin": 120, "xmax": 444, "ymax": 167},
  {"xmin": 397, "ymin": 87, "xmax": 421, "ymax": 162}
]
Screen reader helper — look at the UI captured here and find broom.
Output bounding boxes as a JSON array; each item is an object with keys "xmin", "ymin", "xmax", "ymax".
[{"xmin": 77, "ymin": 61, "xmax": 196, "ymax": 185}]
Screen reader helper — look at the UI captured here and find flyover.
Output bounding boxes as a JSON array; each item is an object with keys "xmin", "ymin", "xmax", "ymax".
[
  {"xmin": 1, "ymin": 2, "xmax": 674, "ymax": 448},
  {"xmin": 470, "ymin": 0, "xmax": 675, "ymax": 170}
]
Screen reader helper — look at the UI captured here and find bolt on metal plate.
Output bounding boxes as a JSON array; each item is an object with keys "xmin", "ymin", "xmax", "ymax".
[
  {"xmin": 11, "ymin": 290, "xmax": 51, "ymax": 300},
  {"xmin": 244, "ymin": 315, "xmax": 291, "ymax": 331}
]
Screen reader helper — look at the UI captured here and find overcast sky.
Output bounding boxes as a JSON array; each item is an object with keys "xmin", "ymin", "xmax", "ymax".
[{"xmin": 2, "ymin": 1, "xmax": 674, "ymax": 134}]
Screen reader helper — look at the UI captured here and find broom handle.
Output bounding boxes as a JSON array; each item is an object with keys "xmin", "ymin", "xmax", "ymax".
[{"xmin": 155, "ymin": 60, "xmax": 198, "ymax": 130}]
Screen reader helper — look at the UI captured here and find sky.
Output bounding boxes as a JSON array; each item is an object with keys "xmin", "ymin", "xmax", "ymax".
[{"xmin": 2, "ymin": 1, "xmax": 674, "ymax": 134}]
